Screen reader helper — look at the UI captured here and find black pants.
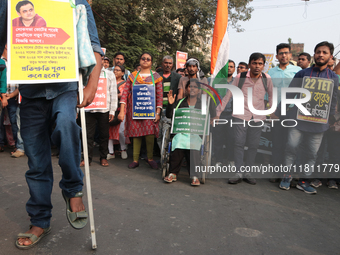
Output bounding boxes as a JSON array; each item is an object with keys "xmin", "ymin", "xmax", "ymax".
[
  {"xmin": 169, "ymin": 148, "xmax": 201, "ymax": 177},
  {"xmin": 85, "ymin": 112, "xmax": 109, "ymax": 162}
]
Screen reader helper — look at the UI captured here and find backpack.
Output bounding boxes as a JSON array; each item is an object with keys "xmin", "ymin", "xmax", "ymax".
[{"xmin": 238, "ymin": 71, "xmax": 268, "ymax": 92}]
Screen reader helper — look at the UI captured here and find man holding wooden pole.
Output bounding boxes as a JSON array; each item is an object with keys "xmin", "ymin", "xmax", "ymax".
[{"xmin": 3, "ymin": 0, "xmax": 103, "ymax": 249}]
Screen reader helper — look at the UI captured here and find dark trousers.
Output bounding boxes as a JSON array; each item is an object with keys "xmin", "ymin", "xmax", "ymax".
[
  {"xmin": 271, "ymin": 118, "xmax": 288, "ymax": 166},
  {"xmin": 169, "ymin": 148, "xmax": 201, "ymax": 177},
  {"xmin": 212, "ymin": 112, "xmax": 234, "ymax": 163},
  {"xmin": 85, "ymin": 111, "xmax": 109, "ymax": 162},
  {"xmin": 233, "ymin": 117, "xmax": 262, "ymax": 174}
]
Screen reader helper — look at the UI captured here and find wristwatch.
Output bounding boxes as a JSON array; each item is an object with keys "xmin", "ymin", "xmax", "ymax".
[{"xmin": 156, "ymin": 112, "xmax": 160, "ymax": 115}]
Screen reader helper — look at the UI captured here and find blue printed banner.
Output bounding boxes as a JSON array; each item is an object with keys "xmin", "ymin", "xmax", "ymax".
[{"xmin": 132, "ymin": 84, "xmax": 156, "ymax": 119}]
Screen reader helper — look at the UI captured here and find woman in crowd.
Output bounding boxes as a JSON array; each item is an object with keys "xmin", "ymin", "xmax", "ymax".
[
  {"xmin": 118, "ymin": 53, "xmax": 163, "ymax": 169},
  {"xmin": 81, "ymin": 67, "xmax": 117, "ymax": 167},
  {"xmin": 108, "ymin": 65, "xmax": 129, "ymax": 159},
  {"xmin": 163, "ymin": 79, "xmax": 216, "ymax": 186}
]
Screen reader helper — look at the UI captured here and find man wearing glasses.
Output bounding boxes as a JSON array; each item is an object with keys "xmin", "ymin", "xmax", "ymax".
[
  {"xmin": 237, "ymin": 62, "xmax": 248, "ymax": 74},
  {"xmin": 268, "ymin": 43, "xmax": 301, "ymax": 183}
]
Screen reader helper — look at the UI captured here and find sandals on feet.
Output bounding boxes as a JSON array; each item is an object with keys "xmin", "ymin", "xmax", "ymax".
[
  {"xmin": 191, "ymin": 176, "xmax": 200, "ymax": 186},
  {"xmin": 62, "ymin": 191, "xmax": 88, "ymax": 230},
  {"xmin": 80, "ymin": 160, "xmax": 91, "ymax": 167},
  {"xmin": 15, "ymin": 226, "xmax": 51, "ymax": 250},
  {"xmin": 100, "ymin": 158, "xmax": 109, "ymax": 167},
  {"xmin": 164, "ymin": 173, "xmax": 177, "ymax": 183}
]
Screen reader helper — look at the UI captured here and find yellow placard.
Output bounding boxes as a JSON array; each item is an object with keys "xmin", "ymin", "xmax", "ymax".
[{"xmin": 7, "ymin": 0, "xmax": 78, "ymax": 84}]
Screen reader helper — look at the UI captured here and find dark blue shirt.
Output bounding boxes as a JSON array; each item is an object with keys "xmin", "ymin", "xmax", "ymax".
[{"xmin": 275, "ymin": 66, "xmax": 339, "ymax": 133}]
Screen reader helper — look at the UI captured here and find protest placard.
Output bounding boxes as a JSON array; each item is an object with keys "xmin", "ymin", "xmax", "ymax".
[
  {"xmin": 176, "ymin": 51, "xmax": 188, "ymax": 70},
  {"xmin": 297, "ymin": 76, "xmax": 334, "ymax": 124},
  {"xmin": 85, "ymin": 78, "xmax": 107, "ymax": 110},
  {"xmin": 171, "ymin": 108, "xmax": 209, "ymax": 135},
  {"xmin": 7, "ymin": 0, "xmax": 78, "ymax": 83},
  {"xmin": 132, "ymin": 84, "xmax": 156, "ymax": 119}
]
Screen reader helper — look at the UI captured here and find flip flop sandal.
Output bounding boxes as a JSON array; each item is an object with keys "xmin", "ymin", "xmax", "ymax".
[
  {"xmin": 15, "ymin": 226, "xmax": 51, "ymax": 250},
  {"xmin": 62, "ymin": 191, "xmax": 88, "ymax": 230},
  {"xmin": 191, "ymin": 176, "xmax": 201, "ymax": 186},
  {"xmin": 164, "ymin": 173, "xmax": 177, "ymax": 183}
]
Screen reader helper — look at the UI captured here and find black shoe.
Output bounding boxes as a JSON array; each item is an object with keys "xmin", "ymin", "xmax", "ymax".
[
  {"xmin": 243, "ymin": 174, "xmax": 256, "ymax": 185},
  {"xmin": 228, "ymin": 175, "xmax": 242, "ymax": 184}
]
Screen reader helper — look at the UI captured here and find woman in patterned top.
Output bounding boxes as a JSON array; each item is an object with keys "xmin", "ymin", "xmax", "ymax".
[{"xmin": 118, "ymin": 53, "xmax": 163, "ymax": 169}]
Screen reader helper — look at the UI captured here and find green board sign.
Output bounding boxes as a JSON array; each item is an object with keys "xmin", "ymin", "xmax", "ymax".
[{"xmin": 171, "ymin": 108, "xmax": 209, "ymax": 135}]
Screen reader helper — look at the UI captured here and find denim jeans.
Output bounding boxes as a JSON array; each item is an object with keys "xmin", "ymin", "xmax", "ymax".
[
  {"xmin": 285, "ymin": 127, "xmax": 323, "ymax": 177},
  {"xmin": 15, "ymin": 106, "xmax": 24, "ymax": 151},
  {"xmin": 271, "ymin": 117, "xmax": 288, "ymax": 166},
  {"xmin": 6, "ymin": 98, "xmax": 18, "ymax": 145},
  {"xmin": 0, "ymin": 0, "xmax": 7, "ymax": 55},
  {"xmin": 21, "ymin": 90, "xmax": 84, "ymax": 228},
  {"xmin": 233, "ymin": 117, "xmax": 263, "ymax": 177}
]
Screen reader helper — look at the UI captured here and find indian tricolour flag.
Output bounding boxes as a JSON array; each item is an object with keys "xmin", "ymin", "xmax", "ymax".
[{"xmin": 211, "ymin": 0, "xmax": 229, "ymax": 80}]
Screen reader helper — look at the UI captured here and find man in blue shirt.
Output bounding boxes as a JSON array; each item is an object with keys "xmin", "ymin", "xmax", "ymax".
[
  {"xmin": 268, "ymin": 43, "xmax": 301, "ymax": 181},
  {"xmin": 11, "ymin": 0, "xmax": 104, "ymax": 249},
  {"xmin": 273, "ymin": 41, "xmax": 339, "ymax": 194}
]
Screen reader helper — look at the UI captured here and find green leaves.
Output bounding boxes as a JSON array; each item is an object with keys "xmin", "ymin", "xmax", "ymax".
[{"xmin": 92, "ymin": 0, "xmax": 253, "ymax": 72}]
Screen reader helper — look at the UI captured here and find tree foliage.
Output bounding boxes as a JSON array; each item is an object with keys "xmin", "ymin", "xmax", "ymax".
[{"xmin": 92, "ymin": 0, "xmax": 253, "ymax": 71}]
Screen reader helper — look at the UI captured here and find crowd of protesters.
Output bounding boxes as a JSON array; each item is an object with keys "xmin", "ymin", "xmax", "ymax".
[{"xmin": 2, "ymin": 41, "xmax": 340, "ymax": 193}]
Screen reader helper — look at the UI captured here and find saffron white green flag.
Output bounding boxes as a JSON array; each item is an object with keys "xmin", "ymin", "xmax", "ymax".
[{"xmin": 211, "ymin": 0, "xmax": 229, "ymax": 79}]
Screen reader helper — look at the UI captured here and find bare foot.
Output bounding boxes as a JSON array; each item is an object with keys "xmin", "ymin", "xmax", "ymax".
[
  {"xmin": 70, "ymin": 197, "xmax": 85, "ymax": 213},
  {"xmin": 17, "ymin": 226, "xmax": 44, "ymax": 246}
]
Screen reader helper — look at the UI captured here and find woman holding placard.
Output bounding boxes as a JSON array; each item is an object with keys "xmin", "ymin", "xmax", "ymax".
[
  {"xmin": 118, "ymin": 53, "xmax": 163, "ymax": 169},
  {"xmin": 164, "ymin": 79, "xmax": 216, "ymax": 186}
]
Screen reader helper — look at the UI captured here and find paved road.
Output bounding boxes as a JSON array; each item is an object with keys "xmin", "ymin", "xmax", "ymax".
[{"xmin": 1, "ymin": 146, "xmax": 340, "ymax": 255}]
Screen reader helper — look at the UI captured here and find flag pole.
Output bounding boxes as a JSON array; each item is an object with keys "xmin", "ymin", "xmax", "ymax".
[{"xmin": 78, "ymin": 72, "xmax": 97, "ymax": 249}]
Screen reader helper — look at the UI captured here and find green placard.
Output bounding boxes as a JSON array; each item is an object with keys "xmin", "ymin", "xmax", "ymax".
[{"xmin": 171, "ymin": 108, "xmax": 209, "ymax": 135}]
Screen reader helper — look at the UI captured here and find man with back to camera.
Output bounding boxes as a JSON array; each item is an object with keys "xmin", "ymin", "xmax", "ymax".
[
  {"xmin": 273, "ymin": 41, "xmax": 339, "ymax": 194},
  {"xmin": 12, "ymin": 0, "xmax": 46, "ymax": 27},
  {"xmin": 216, "ymin": 53, "xmax": 274, "ymax": 185}
]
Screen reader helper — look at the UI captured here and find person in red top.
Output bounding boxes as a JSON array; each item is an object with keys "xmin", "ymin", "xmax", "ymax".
[{"xmin": 12, "ymin": 1, "xmax": 46, "ymax": 27}]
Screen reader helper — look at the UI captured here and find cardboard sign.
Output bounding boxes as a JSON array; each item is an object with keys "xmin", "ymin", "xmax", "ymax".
[
  {"xmin": 297, "ymin": 76, "xmax": 334, "ymax": 124},
  {"xmin": 176, "ymin": 51, "xmax": 188, "ymax": 70},
  {"xmin": 263, "ymin": 53, "xmax": 274, "ymax": 73},
  {"xmin": 7, "ymin": 0, "xmax": 78, "ymax": 84},
  {"xmin": 132, "ymin": 84, "xmax": 155, "ymax": 119},
  {"xmin": 85, "ymin": 78, "xmax": 107, "ymax": 110},
  {"xmin": 171, "ymin": 108, "xmax": 209, "ymax": 135}
]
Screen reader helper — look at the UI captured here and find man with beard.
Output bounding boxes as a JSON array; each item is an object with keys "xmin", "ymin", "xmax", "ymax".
[
  {"xmin": 273, "ymin": 41, "xmax": 339, "ymax": 194},
  {"xmin": 177, "ymin": 58, "xmax": 208, "ymax": 100}
]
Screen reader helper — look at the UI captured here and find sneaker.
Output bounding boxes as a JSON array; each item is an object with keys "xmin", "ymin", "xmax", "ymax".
[
  {"xmin": 310, "ymin": 179, "xmax": 322, "ymax": 188},
  {"xmin": 121, "ymin": 150, "xmax": 128, "ymax": 160},
  {"xmin": 229, "ymin": 161, "xmax": 235, "ymax": 167},
  {"xmin": 191, "ymin": 176, "xmax": 200, "ymax": 186},
  {"xmin": 327, "ymin": 180, "xmax": 338, "ymax": 189},
  {"xmin": 11, "ymin": 150, "xmax": 25, "ymax": 158},
  {"xmin": 228, "ymin": 174, "xmax": 242, "ymax": 184},
  {"xmin": 107, "ymin": 153, "xmax": 115, "ymax": 160},
  {"xmin": 279, "ymin": 175, "xmax": 292, "ymax": 190},
  {"xmin": 296, "ymin": 181, "xmax": 317, "ymax": 194},
  {"xmin": 243, "ymin": 173, "xmax": 256, "ymax": 185}
]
